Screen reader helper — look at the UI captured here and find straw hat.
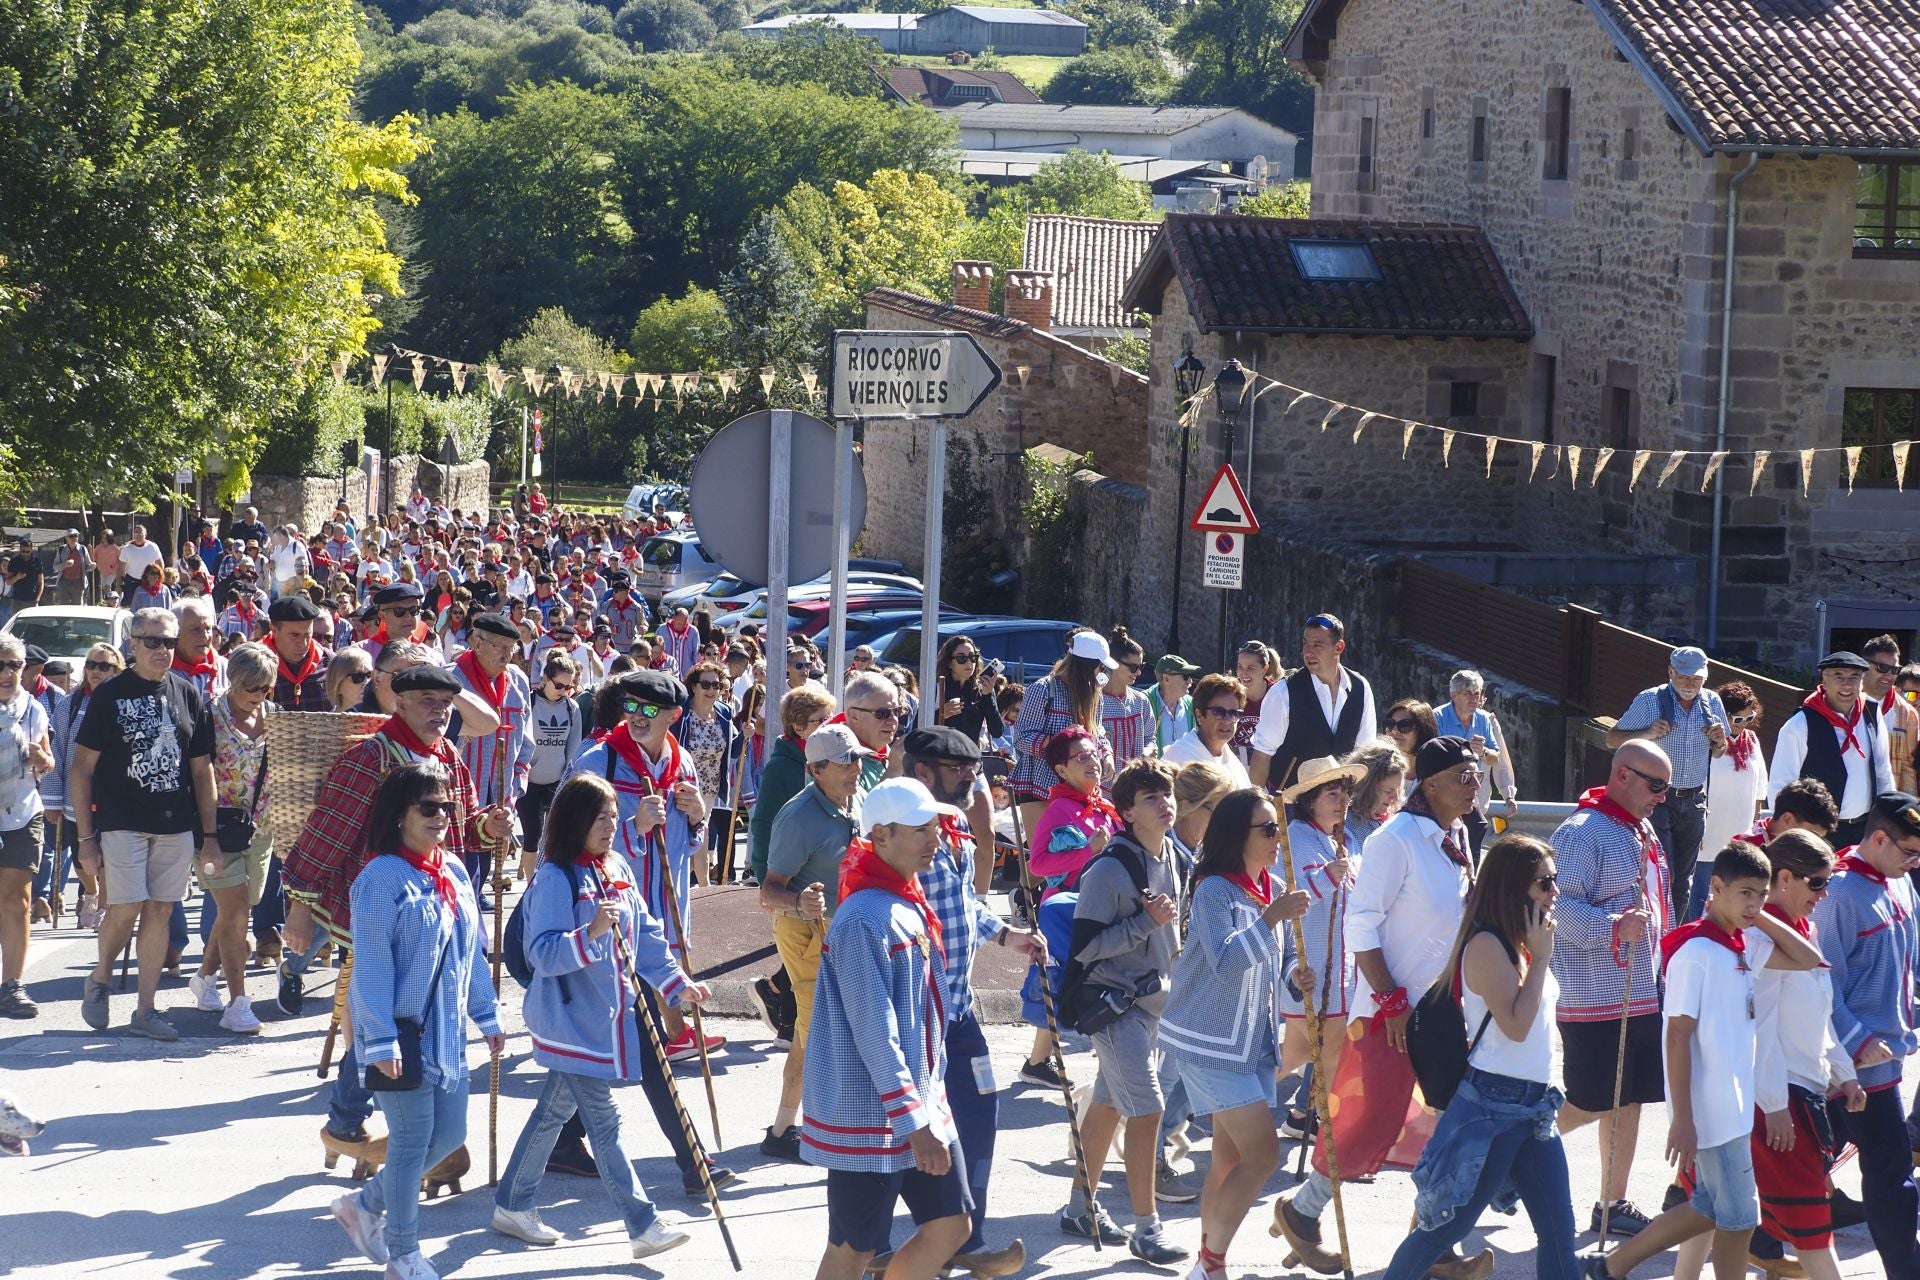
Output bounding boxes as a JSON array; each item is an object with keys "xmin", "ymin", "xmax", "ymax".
[{"xmin": 1280, "ymin": 755, "xmax": 1369, "ymax": 803}]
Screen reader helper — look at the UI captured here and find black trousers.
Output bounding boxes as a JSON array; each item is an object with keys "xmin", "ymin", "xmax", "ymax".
[
  {"xmin": 1843, "ymin": 1084, "xmax": 1920, "ymax": 1279},
  {"xmin": 1649, "ymin": 787, "xmax": 1706, "ymax": 924}
]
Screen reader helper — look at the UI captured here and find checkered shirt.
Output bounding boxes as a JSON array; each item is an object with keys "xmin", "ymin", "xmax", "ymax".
[
  {"xmin": 1614, "ymin": 684, "xmax": 1729, "ymax": 790},
  {"xmin": 1547, "ymin": 806, "xmax": 1672, "ymax": 1022},
  {"xmin": 921, "ymin": 820, "xmax": 1006, "ymax": 1023}
]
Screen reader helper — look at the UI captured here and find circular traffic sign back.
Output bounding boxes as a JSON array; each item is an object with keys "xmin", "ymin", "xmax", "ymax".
[{"xmin": 689, "ymin": 411, "xmax": 866, "ymax": 587}]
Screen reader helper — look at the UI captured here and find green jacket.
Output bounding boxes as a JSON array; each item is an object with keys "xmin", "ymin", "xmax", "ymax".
[{"xmin": 748, "ymin": 733, "xmax": 808, "ymax": 880}]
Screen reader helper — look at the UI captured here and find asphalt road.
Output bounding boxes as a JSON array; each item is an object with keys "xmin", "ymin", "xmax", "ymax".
[{"xmin": 1, "ymin": 915, "xmax": 1896, "ymax": 1279}]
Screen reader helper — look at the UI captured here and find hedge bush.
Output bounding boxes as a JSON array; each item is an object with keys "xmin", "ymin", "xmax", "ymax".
[{"xmin": 259, "ymin": 380, "xmax": 367, "ymax": 477}]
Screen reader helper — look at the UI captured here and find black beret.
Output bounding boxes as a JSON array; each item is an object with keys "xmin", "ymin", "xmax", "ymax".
[
  {"xmin": 372, "ymin": 583, "xmax": 424, "ymax": 606},
  {"xmin": 616, "ymin": 669, "xmax": 686, "ymax": 708},
  {"xmin": 469, "ymin": 612, "xmax": 518, "ymax": 640},
  {"xmin": 389, "ymin": 664, "xmax": 461, "ymax": 694},
  {"xmin": 1817, "ymin": 651, "xmax": 1870, "ymax": 672},
  {"xmin": 1873, "ymin": 791, "xmax": 1920, "ymax": 839},
  {"xmin": 608, "ymin": 572, "xmax": 632, "ymax": 589},
  {"xmin": 43, "ymin": 659, "xmax": 72, "ymax": 676},
  {"xmin": 268, "ymin": 595, "xmax": 321, "ymax": 623},
  {"xmin": 903, "ymin": 725, "xmax": 981, "ymax": 762},
  {"xmin": 1415, "ymin": 735, "xmax": 1476, "ymax": 782},
  {"xmin": 22, "ymin": 645, "xmax": 49, "ymax": 666}
]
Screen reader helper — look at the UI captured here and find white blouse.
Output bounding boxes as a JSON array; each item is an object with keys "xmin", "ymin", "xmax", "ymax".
[{"xmin": 1752, "ymin": 916, "xmax": 1856, "ymax": 1113}]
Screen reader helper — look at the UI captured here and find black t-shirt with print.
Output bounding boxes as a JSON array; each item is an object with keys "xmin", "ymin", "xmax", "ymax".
[{"xmin": 74, "ymin": 669, "xmax": 214, "ymax": 834}]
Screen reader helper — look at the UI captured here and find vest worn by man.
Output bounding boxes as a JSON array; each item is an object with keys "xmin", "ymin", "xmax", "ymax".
[
  {"xmin": 1274, "ymin": 667, "xmax": 1372, "ymax": 788},
  {"xmin": 1797, "ymin": 700, "xmax": 1882, "ymax": 815}
]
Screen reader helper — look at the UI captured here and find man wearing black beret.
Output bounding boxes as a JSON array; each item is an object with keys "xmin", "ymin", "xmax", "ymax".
[
  {"xmin": 355, "ymin": 582, "xmax": 430, "ymax": 666},
  {"xmin": 450, "ymin": 613, "xmax": 534, "ymax": 905},
  {"xmin": 268, "ymin": 593, "xmax": 332, "ymax": 712},
  {"xmin": 1770, "ymin": 651, "xmax": 1896, "ymax": 849}
]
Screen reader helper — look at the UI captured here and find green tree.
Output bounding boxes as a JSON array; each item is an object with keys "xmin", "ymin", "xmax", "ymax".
[
  {"xmin": 1026, "ymin": 149, "xmax": 1155, "ymax": 220},
  {"xmin": 613, "ymin": 0, "xmax": 717, "ymax": 51},
  {"xmin": 1235, "ymin": 179, "xmax": 1310, "ymax": 218},
  {"xmin": 720, "ymin": 211, "xmax": 827, "ymax": 369},
  {"xmin": 409, "ymin": 82, "xmax": 637, "ymax": 356},
  {"xmin": 1170, "ymin": 0, "xmax": 1314, "ymax": 132},
  {"xmin": 1087, "ymin": 3, "xmax": 1168, "ymax": 52},
  {"xmin": 725, "ymin": 21, "xmax": 890, "ymax": 98},
  {"xmin": 628, "ymin": 288, "xmax": 734, "ymax": 373},
  {"xmin": 1042, "ymin": 49, "xmax": 1171, "ymax": 105},
  {"xmin": 774, "ymin": 169, "xmax": 971, "ymax": 331},
  {"xmin": 0, "ymin": 0, "xmax": 422, "ymax": 502},
  {"xmin": 492, "ymin": 306, "xmax": 642, "ymax": 481}
]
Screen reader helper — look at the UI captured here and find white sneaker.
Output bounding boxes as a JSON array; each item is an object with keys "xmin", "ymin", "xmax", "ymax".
[
  {"xmin": 384, "ymin": 1250, "xmax": 438, "ymax": 1280},
  {"xmin": 332, "ymin": 1192, "xmax": 390, "ymax": 1264},
  {"xmin": 188, "ymin": 973, "xmax": 224, "ymax": 1012},
  {"xmin": 491, "ymin": 1204, "xmax": 562, "ymax": 1245},
  {"xmin": 219, "ymin": 995, "xmax": 262, "ymax": 1034},
  {"xmin": 630, "ymin": 1215, "xmax": 692, "ymax": 1259}
]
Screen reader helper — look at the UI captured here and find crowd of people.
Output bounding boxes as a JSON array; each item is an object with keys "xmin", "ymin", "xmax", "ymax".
[{"xmin": 4, "ymin": 487, "xmax": 1920, "ymax": 1280}]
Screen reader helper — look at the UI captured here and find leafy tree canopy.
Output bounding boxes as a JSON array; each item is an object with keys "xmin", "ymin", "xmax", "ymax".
[
  {"xmin": 628, "ymin": 288, "xmax": 733, "ymax": 372},
  {"xmin": 1042, "ymin": 48, "xmax": 1171, "ymax": 106},
  {"xmin": 722, "ymin": 22, "xmax": 890, "ymax": 98},
  {"xmin": 1170, "ymin": 0, "xmax": 1313, "ymax": 133},
  {"xmin": 1234, "ymin": 179, "xmax": 1310, "ymax": 218}
]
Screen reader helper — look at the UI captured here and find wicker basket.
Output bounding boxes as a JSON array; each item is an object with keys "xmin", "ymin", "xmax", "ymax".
[{"xmin": 265, "ymin": 711, "xmax": 388, "ymax": 850}]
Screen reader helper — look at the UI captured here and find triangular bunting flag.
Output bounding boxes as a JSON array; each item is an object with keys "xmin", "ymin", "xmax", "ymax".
[
  {"xmin": 331, "ymin": 355, "xmax": 349, "ymax": 385},
  {"xmin": 371, "ymin": 354, "xmax": 389, "ymax": 388},
  {"xmin": 1749, "ymin": 450, "xmax": 1771, "ymax": 495},
  {"xmin": 450, "ymin": 362, "xmax": 470, "ymax": 394},
  {"xmin": 1109, "ymin": 364, "xmax": 1124, "ymax": 390},
  {"xmin": 486, "ymin": 364, "xmax": 506, "ymax": 396},
  {"xmin": 1629, "ymin": 450, "xmax": 1652, "ymax": 491},
  {"xmin": 799, "ymin": 365, "xmax": 818, "ymax": 397},
  {"xmin": 1440, "ymin": 429, "xmax": 1456, "ymax": 467},
  {"xmin": 1060, "ymin": 364, "xmax": 1079, "ymax": 389},
  {"xmin": 1319, "ymin": 404, "xmax": 1346, "ymax": 433},
  {"xmin": 1566, "ymin": 445, "xmax": 1583, "ymax": 487},
  {"xmin": 522, "ymin": 367, "xmax": 542, "ymax": 397},
  {"xmin": 1403, "ymin": 421, "xmax": 1419, "ymax": 459},
  {"xmin": 1701, "ymin": 451, "xmax": 1729, "ymax": 492},
  {"xmin": 1527, "ymin": 442, "xmax": 1547, "ymax": 483},
  {"xmin": 1893, "ymin": 441, "xmax": 1912, "ymax": 492},
  {"xmin": 1799, "ymin": 448, "xmax": 1817, "ymax": 497},
  {"xmin": 1014, "ymin": 365, "xmax": 1031, "ymax": 388},
  {"xmin": 1483, "ymin": 434, "xmax": 1498, "ymax": 477},
  {"xmin": 1658, "ymin": 450, "xmax": 1687, "ymax": 488},
  {"xmin": 759, "ymin": 368, "xmax": 777, "ymax": 396},
  {"xmin": 1352, "ymin": 411, "xmax": 1377, "ymax": 444},
  {"xmin": 410, "ymin": 355, "xmax": 428, "ymax": 391},
  {"xmin": 1287, "ymin": 390, "xmax": 1317, "ymax": 415},
  {"xmin": 715, "ymin": 370, "xmax": 739, "ymax": 396},
  {"xmin": 1845, "ymin": 445, "xmax": 1863, "ymax": 494},
  {"xmin": 1591, "ymin": 447, "xmax": 1615, "ymax": 486}
]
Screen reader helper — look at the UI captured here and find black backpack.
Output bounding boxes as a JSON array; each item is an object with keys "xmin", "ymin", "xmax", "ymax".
[
  {"xmin": 1056, "ymin": 838, "xmax": 1154, "ymax": 1036},
  {"xmin": 1405, "ymin": 928, "xmax": 1513, "ymax": 1110}
]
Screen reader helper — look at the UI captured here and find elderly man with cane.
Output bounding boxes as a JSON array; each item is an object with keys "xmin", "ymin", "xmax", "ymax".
[
  {"xmin": 1274, "ymin": 737, "xmax": 1485, "ymax": 1280},
  {"xmin": 1549, "ymin": 741, "xmax": 1674, "ymax": 1240}
]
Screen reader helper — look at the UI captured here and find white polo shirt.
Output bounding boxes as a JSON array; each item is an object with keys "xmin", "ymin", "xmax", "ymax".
[
  {"xmin": 1162, "ymin": 729, "xmax": 1251, "ymax": 788},
  {"xmin": 1663, "ymin": 926, "xmax": 1774, "ymax": 1150}
]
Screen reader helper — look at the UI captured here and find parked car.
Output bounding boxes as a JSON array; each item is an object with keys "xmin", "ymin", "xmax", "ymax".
[
  {"xmin": 712, "ymin": 573, "xmax": 925, "ymax": 630},
  {"xmin": 786, "ymin": 598, "xmax": 964, "ymax": 642},
  {"xmin": 2, "ymin": 605, "xmax": 131, "ymax": 668},
  {"xmin": 815, "ymin": 608, "xmax": 960, "ymax": 659},
  {"xmin": 720, "ymin": 584, "xmax": 946, "ymax": 635},
  {"xmin": 631, "ymin": 533, "xmax": 722, "ymax": 605},
  {"xmin": 877, "ymin": 617, "xmax": 1081, "ymax": 685},
  {"xmin": 665, "ymin": 564, "xmax": 921, "ymax": 623}
]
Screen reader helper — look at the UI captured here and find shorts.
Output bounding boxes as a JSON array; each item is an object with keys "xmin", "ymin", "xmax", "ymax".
[
  {"xmin": 1689, "ymin": 1134, "xmax": 1760, "ymax": 1231},
  {"xmin": 1558, "ymin": 1014, "xmax": 1665, "ymax": 1112},
  {"xmin": 1163, "ymin": 1053, "xmax": 1278, "ymax": 1117},
  {"xmin": 1090, "ymin": 1005, "xmax": 1165, "ymax": 1118},
  {"xmin": 0, "ymin": 817, "xmax": 43, "ymax": 873},
  {"xmin": 772, "ymin": 914, "xmax": 824, "ymax": 1054},
  {"xmin": 196, "ymin": 829, "xmax": 272, "ymax": 902},
  {"xmin": 100, "ymin": 830, "xmax": 195, "ymax": 905},
  {"xmin": 825, "ymin": 1145, "xmax": 973, "ymax": 1255}
]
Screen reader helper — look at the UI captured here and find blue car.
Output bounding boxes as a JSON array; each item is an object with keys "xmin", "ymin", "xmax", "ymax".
[{"xmin": 876, "ymin": 617, "xmax": 1082, "ymax": 686}]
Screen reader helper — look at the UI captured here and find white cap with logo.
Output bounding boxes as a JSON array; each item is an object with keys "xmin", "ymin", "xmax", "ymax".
[{"xmin": 860, "ymin": 777, "xmax": 965, "ymax": 834}]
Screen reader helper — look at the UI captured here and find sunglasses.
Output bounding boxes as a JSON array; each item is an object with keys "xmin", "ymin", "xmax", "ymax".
[
  {"xmin": 1120, "ymin": 661, "xmax": 1144, "ymax": 674},
  {"xmin": 1237, "ymin": 642, "xmax": 1269, "ymax": 656},
  {"xmin": 951, "ymin": 653, "xmax": 979, "ymax": 665},
  {"xmin": 621, "ymin": 698, "xmax": 667, "ymax": 719},
  {"xmin": 1305, "ymin": 614, "xmax": 1342, "ymax": 634},
  {"xmin": 384, "ymin": 606, "xmax": 420, "ymax": 618},
  {"xmin": 1729, "ymin": 711, "xmax": 1759, "ymax": 726},
  {"xmin": 694, "ymin": 680, "xmax": 725, "ymax": 691},
  {"xmin": 133, "ymin": 635, "xmax": 179, "ymax": 651},
  {"xmin": 412, "ymin": 800, "xmax": 458, "ymax": 818},
  {"xmin": 549, "ymin": 682, "xmax": 577, "ymax": 695},
  {"xmin": 1254, "ymin": 819, "xmax": 1281, "ymax": 836},
  {"xmin": 84, "ymin": 660, "xmax": 118, "ymax": 672},
  {"xmin": 1200, "ymin": 705, "xmax": 1239, "ymax": 720},
  {"xmin": 0, "ymin": 660, "xmax": 21, "ymax": 673},
  {"xmin": 852, "ymin": 705, "xmax": 900, "ymax": 722},
  {"xmin": 1625, "ymin": 764, "xmax": 1671, "ymax": 794},
  {"xmin": 1796, "ymin": 872, "xmax": 1831, "ymax": 892},
  {"xmin": 1385, "ymin": 717, "xmax": 1418, "ymax": 733},
  {"xmin": 1451, "ymin": 768, "xmax": 1485, "ymax": 786},
  {"xmin": 1868, "ymin": 659, "xmax": 1899, "ymax": 675},
  {"xmin": 1535, "ymin": 874, "xmax": 1558, "ymax": 890},
  {"xmin": 1065, "ymin": 750, "xmax": 1099, "ymax": 767},
  {"xmin": 346, "ymin": 671, "xmax": 373, "ymax": 685}
]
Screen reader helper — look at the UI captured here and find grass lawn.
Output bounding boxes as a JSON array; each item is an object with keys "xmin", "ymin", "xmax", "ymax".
[{"xmin": 895, "ymin": 51, "xmax": 1071, "ymax": 92}]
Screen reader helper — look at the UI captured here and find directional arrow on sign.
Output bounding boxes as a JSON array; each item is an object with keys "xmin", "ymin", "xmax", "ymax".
[
  {"xmin": 829, "ymin": 330, "xmax": 1004, "ymax": 421},
  {"xmin": 1190, "ymin": 463, "xmax": 1260, "ymax": 533}
]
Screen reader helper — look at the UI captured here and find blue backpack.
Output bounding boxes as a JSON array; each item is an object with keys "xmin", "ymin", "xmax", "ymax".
[{"xmin": 503, "ymin": 861, "xmax": 585, "ymax": 1000}]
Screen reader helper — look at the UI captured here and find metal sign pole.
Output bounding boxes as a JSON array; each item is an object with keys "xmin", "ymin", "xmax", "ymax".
[
  {"xmin": 828, "ymin": 418, "xmax": 853, "ymax": 702},
  {"xmin": 765, "ymin": 409, "xmax": 792, "ymax": 729},
  {"xmin": 918, "ymin": 418, "xmax": 945, "ymax": 728}
]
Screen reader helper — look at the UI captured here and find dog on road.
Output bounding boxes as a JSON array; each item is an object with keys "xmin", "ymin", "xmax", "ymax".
[{"xmin": 0, "ymin": 1090, "xmax": 46, "ymax": 1156}]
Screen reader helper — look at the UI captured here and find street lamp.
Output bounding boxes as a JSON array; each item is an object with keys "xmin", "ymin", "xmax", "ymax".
[
  {"xmin": 1210, "ymin": 359, "xmax": 1249, "ymax": 670},
  {"xmin": 1168, "ymin": 348, "xmax": 1205, "ymax": 653}
]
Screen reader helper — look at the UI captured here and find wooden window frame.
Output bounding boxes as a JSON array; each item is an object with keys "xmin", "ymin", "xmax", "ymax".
[{"xmin": 1852, "ymin": 162, "xmax": 1920, "ymax": 259}]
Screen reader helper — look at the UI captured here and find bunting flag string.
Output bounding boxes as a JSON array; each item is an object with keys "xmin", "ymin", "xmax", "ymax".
[
  {"xmin": 1591, "ymin": 447, "xmax": 1615, "ymax": 486},
  {"xmin": 1483, "ymin": 434, "xmax": 1498, "ymax": 477},
  {"xmin": 318, "ymin": 343, "xmax": 824, "ymax": 410}
]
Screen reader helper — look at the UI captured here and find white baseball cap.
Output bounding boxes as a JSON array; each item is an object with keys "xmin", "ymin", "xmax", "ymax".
[
  {"xmin": 861, "ymin": 777, "xmax": 964, "ymax": 834},
  {"xmin": 1068, "ymin": 631, "xmax": 1118, "ymax": 670}
]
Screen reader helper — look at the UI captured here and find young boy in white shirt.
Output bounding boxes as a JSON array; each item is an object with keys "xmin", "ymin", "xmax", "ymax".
[{"xmin": 1583, "ymin": 843, "xmax": 1822, "ymax": 1280}]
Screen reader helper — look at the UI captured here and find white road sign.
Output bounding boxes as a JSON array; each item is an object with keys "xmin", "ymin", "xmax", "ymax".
[
  {"xmin": 830, "ymin": 330, "xmax": 1002, "ymax": 420},
  {"xmin": 1203, "ymin": 530, "xmax": 1245, "ymax": 590}
]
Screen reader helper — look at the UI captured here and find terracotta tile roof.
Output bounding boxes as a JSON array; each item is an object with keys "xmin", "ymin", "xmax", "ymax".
[
  {"xmin": 874, "ymin": 65, "xmax": 1041, "ymax": 107},
  {"xmin": 862, "ymin": 287, "xmax": 1150, "ymax": 380},
  {"xmin": 1588, "ymin": 0, "xmax": 1920, "ymax": 151},
  {"xmin": 1120, "ymin": 214, "xmax": 1532, "ymax": 338},
  {"xmin": 1022, "ymin": 215, "xmax": 1158, "ymax": 333}
]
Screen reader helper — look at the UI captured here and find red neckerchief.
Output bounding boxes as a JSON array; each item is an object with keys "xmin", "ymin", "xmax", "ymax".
[
  {"xmin": 1763, "ymin": 901, "xmax": 1816, "ymax": 941},
  {"xmin": 455, "ymin": 649, "xmax": 507, "ymax": 711},
  {"xmin": 1884, "ymin": 689, "xmax": 1905, "ymax": 717},
  {"xmin": 1838, "ymin": 849, "xmax": 1886, "ymax": 885},
  {"xmin": 172, "ymin": 651, "xmax": 218, "ymax": 680},
  {"xmin": 1728, "ymin": 728, "xmax": 1757, "ymax": 772},
  {"xmin": 580, "ymin": 853, "xmax": 634, "ymax": 892},
  {"xmin": 396, "ymin": 843, "xmax": 459, "ymax": 912},
  {"xmin": 1577, "ymin": 785, "xmax": 1650, "ymax": 833},
  {"xmin": 838, "ymin": 836, "xmax": 944, "ymax": 953},
  {"xmin": 1803, "ymin": 689, "xmax": 1865, "ymax": 758},
  {"xmin": 277, "ymin": 642, "xmax": 323, "ymax": 690},
  {"xmin": 666, "ymin": 619, "xmax": 691, "ymax": 637},
  {"xmin": 1045, "ymin": 780, "xmax": 1120, "ymax": 829},
  {"xmin": 939, "ymin": 814, "xmax": 971, "ymax": 852},
  {"xmin": 1404, "ymin": 787, "xmax": 1471, "ymax": 869},
  {"xmin": 607, "ymin": 721, "xmax": 687, "ymax": 793},
  {"xmin": 29, "ymin": 675, "xmax": 48, "ymax": 697},
  {"xmin": 1221, "ymin": 867, "xmax": 1274, "ymax": 906},
  {"xmin": 1660, "ymin": 913, "xmax": 1746, "ymax": 971},
  {"xmin": 381, "ymin": 715, "xmax": 460, "ymax": 767}
]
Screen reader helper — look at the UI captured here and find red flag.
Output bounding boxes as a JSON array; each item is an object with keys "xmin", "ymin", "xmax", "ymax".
[{"xmin": 1311, "ymin": 1017, "xmax": 1437, "ymax": 1178}]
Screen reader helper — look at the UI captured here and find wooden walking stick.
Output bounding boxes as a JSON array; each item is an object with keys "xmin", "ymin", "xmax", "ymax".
[
  {"xmin": 633, "ymin": 774, "xmax": 724, "ymax": 1149},
  {"xmin": 488, "ymin": 726, "xmax": 513, "ymax": 1188},
  {"xmin": 718, "ymin": 725, "xmax": 750, "ymax": 884},
  {"xmin": 319, "ymin": 949, "xmax": 353, "ymax": 1077},
  {"xmin": 605, "ymin": 897, "xmax": 743, "ymax": 1271},
  {"xmin": 1598, "ymin": 877, "xmax": 1649, "ymax": 1252},
  {"xmin": 1293, "ymin": 827, "xmax": 1348, "ymax": 1183},
  {"xmin": 1274, "ymin": 818, "xmax": 1354, "ymax": 1280},
  {"xmin": 1034, "ymin": 955, "xmax": 1102, "ymax": 1253}
]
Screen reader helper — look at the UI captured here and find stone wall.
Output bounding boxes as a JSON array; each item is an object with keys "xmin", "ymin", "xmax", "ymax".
[
  {"xmin": 251, "ymin": 455, "xmax": 490, "ymax": 533},
  {"xmin": 1059, "ymin": 469, "xmax": 1151, "ymax": 631}
]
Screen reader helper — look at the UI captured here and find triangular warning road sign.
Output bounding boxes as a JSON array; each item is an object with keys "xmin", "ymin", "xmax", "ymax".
[{"xmin": 1190, "ymin": 464, "xmax": 1260, "ymax": 533}]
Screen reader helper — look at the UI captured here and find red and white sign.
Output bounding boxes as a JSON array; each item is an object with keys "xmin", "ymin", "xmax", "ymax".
[{"xmin": 1189, "ymin": 464, "xmax": 1259, "ymax": 534}]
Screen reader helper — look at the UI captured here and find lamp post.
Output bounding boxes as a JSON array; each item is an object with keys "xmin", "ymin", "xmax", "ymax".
[
  {"xmin": 1211, "ymin": 359, "xmax": 1249, "ymax": 670},
  {"xmin": 1168, "ymin": 349, "xmax": 1205, "ymax": 654},
  {"xmin": 547, "ymin": 362, "xmax": 564, "ymax": 505}
]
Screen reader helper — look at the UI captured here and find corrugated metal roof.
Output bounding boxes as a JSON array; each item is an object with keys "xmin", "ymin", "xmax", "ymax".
[
  {"xmin": 1023, "ymin": 214, "xmax": 1159, "ymax": 332},
  {"xmin": 937, "ymin": 4, "xmax": 1087, "ymax": 26},
  {"xmin": 939, "ymin": 103, "xmax": 1276, "ymax": 136},
  {"xmin": 744, "ymin": 12, "xmax": 918, "ymax": 29}
]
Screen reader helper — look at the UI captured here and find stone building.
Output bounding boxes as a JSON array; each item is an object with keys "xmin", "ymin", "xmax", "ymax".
[
  {"xmin": 856, "ymin": 264, "xmax": 1149, "ymax": 575},
  {"xmin": 1253, "ymin": 0, "xmax": 1920, "ymax": 667}
]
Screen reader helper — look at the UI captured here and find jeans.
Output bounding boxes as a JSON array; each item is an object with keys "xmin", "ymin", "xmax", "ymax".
[
  {"xmin": 1651, "ymin": 788, "xmax": 1706, "ymax": 923},
  {"xmin": 253, "ymin": 854, "xmax": 286, "ymax": 937},
  {"xmin": 945, "ymin": 1012, "xmax": 999, "ymax": 1253},
  {"xmin": 328, "ymin": 1040, "xmax": 378, "ymax": 1138},
  {"xmin": 498, "ymin": 1068, "xmax": 660, "ymax": 1238},
  {"xmin": 1844, "ymin": 1082, "xmax": 1920, "ymax": 1279},
  {"xmin": 32, "ymin": 817, "xmax": 74, "ymax": 902},
  {"xmin": 168, "ymin": 898, "xmax": 188, "ymax": 953},
  {"xmin": 1385, "ymin": 1070, "xmax": 1579, "ymax": 1280},
  {"xmin": 359, "ymin": 1079, "xmax": 469, "ymax": 1257}
]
